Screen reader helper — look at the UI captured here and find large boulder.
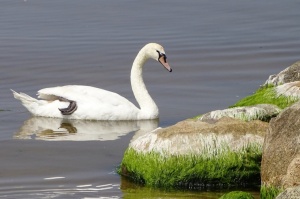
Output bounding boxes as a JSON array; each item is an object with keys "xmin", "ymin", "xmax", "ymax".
[
  {"xmin": 130, "ymin": 117, "xmax": 267, "ymax": 156},
  {"xmin": 120, "ymin": 117, "xmax": 268, "ymax": 188},
  {"xmin": 264, "ymin": 61, "xmax": 300, "ymax": 86},
  {"xmin": 261, "ymin": 101, "xmax": 300, "ymax": 196}
]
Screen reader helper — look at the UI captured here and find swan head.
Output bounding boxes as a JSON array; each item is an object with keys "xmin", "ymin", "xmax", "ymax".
[{"xmin": 145, "ymin": 43, "xmax": 172, "ymax": 72}]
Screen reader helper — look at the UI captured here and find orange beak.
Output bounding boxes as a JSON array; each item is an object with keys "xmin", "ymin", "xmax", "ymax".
[{"xmin": 158, "ymin": 56, "xmax": 172, "ymax": 72}]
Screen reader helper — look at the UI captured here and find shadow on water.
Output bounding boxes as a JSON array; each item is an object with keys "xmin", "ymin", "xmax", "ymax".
[{"xmin": 14, "ymin": 116, "xmax": 159, "ymax": 141}]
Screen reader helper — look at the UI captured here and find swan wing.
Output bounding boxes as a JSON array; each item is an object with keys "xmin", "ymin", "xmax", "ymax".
[{"xmin": 30, "ymin": 85, "xmax": 140, "ymax": 120}]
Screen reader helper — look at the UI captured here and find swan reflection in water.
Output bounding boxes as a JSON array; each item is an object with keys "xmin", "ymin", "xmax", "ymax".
[{"xmin": 14, "ymin": 117, "xmax": 158, "ymax": 141}]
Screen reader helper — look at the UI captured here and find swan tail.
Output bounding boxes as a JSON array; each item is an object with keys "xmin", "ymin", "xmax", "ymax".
[
  {"xmin": 11, "ymin": 89, "xmax": 37, "ymax": 103},
  {"xmin": 11, "ymin": 89, "xmax": 43, "ymax": 115}
]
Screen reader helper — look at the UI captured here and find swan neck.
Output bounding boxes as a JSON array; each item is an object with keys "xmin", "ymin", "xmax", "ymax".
[{"xmin": 131, "ymin": 49, "xmax": 158, "ymax": 119}]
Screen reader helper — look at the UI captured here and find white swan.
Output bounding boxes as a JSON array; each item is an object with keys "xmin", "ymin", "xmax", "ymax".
[{"xmin": 12, "ymin": 43, "xmax": 172, "ymax": 120}]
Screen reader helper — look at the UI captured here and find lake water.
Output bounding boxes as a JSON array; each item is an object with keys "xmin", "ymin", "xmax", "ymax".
[{"xmin": 0, "ymin": 0, "xmax": 300, "ymax": 198}]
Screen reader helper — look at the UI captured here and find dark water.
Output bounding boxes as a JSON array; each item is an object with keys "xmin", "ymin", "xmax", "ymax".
[{"xmin": 0, "ymin": 0, "xmax": 300, "ymax": 198}]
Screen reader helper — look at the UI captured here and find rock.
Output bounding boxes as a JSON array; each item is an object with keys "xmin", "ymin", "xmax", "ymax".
[
  {"xmin": 281, "ymin": 155, "xmax": 300, "ymax": 188},
  {"xmin": 219, "ymin": 191, "xmax": 255, "ymax": 199},
  {"xmin": 276, "ymin": 81, "xmax": 300, "ymax": 99},
  {"xmin": 199, "ymin": 104, "xmax": 281, "ymax": 122},
  {"xmin": 276, "ymin": 186, "xmax": 300, "ymax": 199},
  {"xmin": 261, "ymin": 101, "xmax": 300, "ymax": 191},
  {"xmin": 130, "ymin": 117, "xmax": 267, "ymax": 156},
  {"xmin": 264, "ymin": 61, "xmax": 300, "ymax": 86},
  {"xmin": 120, "ymin": 117, "xmax": 267, "ymax": 188}
]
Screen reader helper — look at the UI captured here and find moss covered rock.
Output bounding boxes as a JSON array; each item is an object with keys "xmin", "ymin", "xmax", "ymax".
[
  {"xmin": 219, "ymin": 191, "xmax": 254, "ymax": 199},
  {"xmin": 119, "ymin": 117, "xmax": 266, "ymax": 188},
  {"xmin": 230, "ymin": 86, "xmax": 298, "ymax": 109},
  {"xmin": 120, "ymin": 146, "xmax": 262, "ymax": 188}
]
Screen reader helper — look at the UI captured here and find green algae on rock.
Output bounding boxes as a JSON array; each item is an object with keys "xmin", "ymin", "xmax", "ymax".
[
  {"xmin": 120, "ymin": 145, "xmax": 261, "ymax": 188},
  {"xmin": 119, "ymin": 118, "xmax": 265, "ymax": 189},
  {"xmin": 219, "ymin": 191, "xmax": 255, "ymax": 199},
  {"xmin": 230, "ymin": 85, "xmax": 298, "ymax": 109}
]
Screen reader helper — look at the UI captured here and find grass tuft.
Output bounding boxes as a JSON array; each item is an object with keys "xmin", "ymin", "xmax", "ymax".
[
  {"xmin": 119, "ymin": 144, "xmax": 262, "ymax": 189},
  {"xmin": 193, "ymin": 85, "xmax": 296, "ymax": 120},
  {"xmin": 230, "ymin": 86, "xmax": 298, "ymax": 109},
  {"xmin": 260, "ymin": 185, "xmax": 283, "ymax": 199}
]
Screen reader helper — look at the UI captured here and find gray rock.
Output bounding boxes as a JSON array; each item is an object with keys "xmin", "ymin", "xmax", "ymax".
[
  {"xmin": 261, "ymin": 101, "xmax": 300, "ymax": 188},
  {"xmin": 199, "ymin": 104, "xmax": 281, "ymax": 122},
  {"xmin": 264, "ymin": 61, "xmax": 300, "ymax": 86},
  {"xmin": 276, "ymin": 186, "xmax": 300, "ymax": 199},
  {"xmin": 276, "ymin": 81, "xmax": 300, "ymax": 99},
  {"xmin": 130, "ymin": 117, "xmax": 268, "ymax": 156}
]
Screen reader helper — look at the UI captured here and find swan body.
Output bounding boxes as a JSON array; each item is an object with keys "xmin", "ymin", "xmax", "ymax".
[{"xmin": 12, "ymin": 43, "xmax": 172, "ymax": 120}]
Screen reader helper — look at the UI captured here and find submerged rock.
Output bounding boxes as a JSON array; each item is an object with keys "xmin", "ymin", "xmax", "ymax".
[
  {"xmin": 264, "ymin": 61, "xmax": 300, "ymax": 86},
  {"xmin": 199, "ymin": 104, "xmax": 281, "ymax": 122},
  {"xmin": 219, "ymin": 191, "xmax": 255, "ymax": 199},
  {"xmin": 261, "ymin": 101, "xmax": 300, "ymax": 196}
]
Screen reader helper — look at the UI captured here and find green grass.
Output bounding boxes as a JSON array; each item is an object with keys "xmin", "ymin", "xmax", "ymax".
[
  {"xmin": 193, "ymin": 85, "xmax": 296, "ymax": 121},
  {"xmin": 260, "ymin": 185, "xmax": 283, "ymax": 199},
  {"xmin": 219, "ymin": 191, "xmax": 254, "ymax": 199},
  {"xmin": 230, "ymin": 86, "xmax": 298, "ymax": 109},
  {"xmin": 119, "ymin": 144, "xmax": 262, "ymax": 189}
]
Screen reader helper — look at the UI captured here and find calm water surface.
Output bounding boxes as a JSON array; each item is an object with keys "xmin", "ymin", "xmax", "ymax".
[{"xmin": 0, "ymin": 0, "xmax": 300, "ymax": 198}]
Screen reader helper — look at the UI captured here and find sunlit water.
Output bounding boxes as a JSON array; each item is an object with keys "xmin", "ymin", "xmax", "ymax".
[{"xmin": 0, "ymin": 0, "xmax": 300, "ymax": 198}]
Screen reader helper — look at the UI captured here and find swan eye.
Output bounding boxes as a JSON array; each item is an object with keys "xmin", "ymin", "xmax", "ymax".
[{"xmin": 156, "ymin": 50, "xmax": 167, "ymax": 63}]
